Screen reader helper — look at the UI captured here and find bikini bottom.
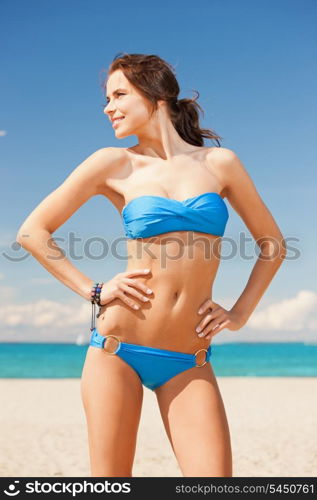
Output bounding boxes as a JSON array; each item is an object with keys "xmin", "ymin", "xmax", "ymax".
[{"xmin": 89, "ymin": 327, "xmax": 212, "ymax": 391}]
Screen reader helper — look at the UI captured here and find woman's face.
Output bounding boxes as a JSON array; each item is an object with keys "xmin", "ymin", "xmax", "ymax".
[{"xmin": 104, "ymin": 69, "xmax": 153, "ymax": 139}]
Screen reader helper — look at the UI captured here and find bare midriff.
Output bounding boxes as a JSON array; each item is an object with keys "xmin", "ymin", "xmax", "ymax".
[{"xmin": 96, "ymin": 229, "xmax": 222, "ymax": 354}]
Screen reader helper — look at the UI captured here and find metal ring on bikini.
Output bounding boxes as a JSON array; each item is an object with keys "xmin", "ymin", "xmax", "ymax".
[
  {"xmin": 194, "ymin": 348, "xmax": 208, "ymax": 367},
  {"xmin": 103, "ymin": 335, "xmax": 121, "ymax": 355}
]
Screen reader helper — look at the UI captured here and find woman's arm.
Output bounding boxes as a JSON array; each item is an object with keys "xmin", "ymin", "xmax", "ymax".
[
  {"xmin": 213, "ymin": 148, "xmax": 287, "ymax": 325},
  {"xmin": 16, "ymin": 147, "xmax": 123, "ymax": 301}
]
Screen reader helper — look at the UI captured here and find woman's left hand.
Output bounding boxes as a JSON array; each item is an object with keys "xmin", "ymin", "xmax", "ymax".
[{"xmin": 195, "ymin": 299, "xmax": 245, "ymax": 340}]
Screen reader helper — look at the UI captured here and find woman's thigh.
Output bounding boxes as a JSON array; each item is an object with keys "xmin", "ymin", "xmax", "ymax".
[
  {"xmin": 80, "ymin": 346, "xmax": 144, "ymax": 477},
  {"xmin": 154, "ymin": 363, "xmax": 232, "ymax": 477}
]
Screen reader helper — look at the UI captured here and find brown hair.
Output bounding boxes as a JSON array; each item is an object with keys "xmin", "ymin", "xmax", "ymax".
[{"xmin": 102, "ymin": 52, "xmax": 222, "ymax": 147}]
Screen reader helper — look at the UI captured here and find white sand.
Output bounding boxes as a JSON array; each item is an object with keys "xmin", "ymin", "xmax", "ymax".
[{"xmin": 0, "ymin": 378, "xmax": 316, "ymax": 477}]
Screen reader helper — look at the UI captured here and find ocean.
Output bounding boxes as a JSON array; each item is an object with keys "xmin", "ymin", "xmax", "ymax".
[{"xmin": 0, "ymin": 342, "xmax": 316, "ymax": 378}]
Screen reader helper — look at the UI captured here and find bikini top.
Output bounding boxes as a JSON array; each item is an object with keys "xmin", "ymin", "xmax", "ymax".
[{"xmin": 121, "ymin": 192, "xmax": 229, "ymax": 239}]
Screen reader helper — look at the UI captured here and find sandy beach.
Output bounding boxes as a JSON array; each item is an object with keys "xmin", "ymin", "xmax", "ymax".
[{"xmin": 0, "ymin": 377, "xmax": 316, "ymax": 477}]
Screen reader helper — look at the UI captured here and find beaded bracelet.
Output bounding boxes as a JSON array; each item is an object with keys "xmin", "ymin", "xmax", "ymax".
[{"xmin": 90, "ymin": 282, "xmax": 104, "ymax": 331}]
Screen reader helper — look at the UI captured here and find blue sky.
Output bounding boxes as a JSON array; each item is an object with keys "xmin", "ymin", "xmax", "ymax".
[{"xmin": 0, "ymin": 0, "xmax": 316, "ymax": 343}]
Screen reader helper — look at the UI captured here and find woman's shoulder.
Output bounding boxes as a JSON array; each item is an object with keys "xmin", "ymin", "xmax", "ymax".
[
  {"xmin": 205, "ymin": 147, "xmax": 248, "ymax": 196},
  {"xmin": 206, "ymin": 146, "xmax": 239, "ymax": 163},
  {"xmin": 93, "ymin": 146, "xmax": 127, "ymax": 161},
  {"xmin": 206, "ymin": 146, "xmax": 246, "ymax": 176},
  {"xmin": 90, "ymin": 146, "xmax": 129, "ymax": 173}
]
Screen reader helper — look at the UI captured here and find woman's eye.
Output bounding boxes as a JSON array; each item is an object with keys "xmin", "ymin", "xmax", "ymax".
[{"xmin": 101, "ymin": 93, "xmax": 125, "ymax": 108}]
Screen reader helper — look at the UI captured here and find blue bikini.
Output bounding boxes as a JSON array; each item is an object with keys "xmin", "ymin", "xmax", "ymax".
[
  {"xmin": 90, "ymin": 328, "xmax": 212, "ymax": 391},
  {"xmin": 89, "ymin": 192, "xmax": 229, "ymax": 391},
  {"xmin": 121, "ymin": 191, "xmax": 228, "ymax": 239}
]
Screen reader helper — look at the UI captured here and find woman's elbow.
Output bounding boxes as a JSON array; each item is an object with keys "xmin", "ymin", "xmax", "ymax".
[
  {"xmin": 16, "ymin": 225, "xmax": 48, "ymax": 248},
  {"xmin": 258, "ymin": 231, "xmax": 287, "ymax": 261},
  {"xmin": 279, "ymin": 236, "xmax": 288, "ymax": 260},
  {"xmin": 271, "ymin": 232, "xmax": 287, "ymax": 260},
  {"xmin": 16, "ymin": 226, "xmax": 31, "ymax": 247}
]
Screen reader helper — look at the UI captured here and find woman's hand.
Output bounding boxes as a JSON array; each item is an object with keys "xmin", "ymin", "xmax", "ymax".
[
  {"xmin": 99, "ymin": 268, "xmax": 153, "ymax": 311},
  {"xmin": 195, "ymin": 299, "xmax": 246, "ymax": 339}
]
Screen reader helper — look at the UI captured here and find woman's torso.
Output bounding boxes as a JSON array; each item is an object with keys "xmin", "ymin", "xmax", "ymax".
[{"xmin": 96, "ymin": 146, "xmax": 227, "ymax": 353}]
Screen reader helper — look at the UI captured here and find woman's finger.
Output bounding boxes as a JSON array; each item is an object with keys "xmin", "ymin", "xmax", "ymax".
[
  {"xmin": 197, "ymin": 298, "xmax": 215, "ymax": 315},
  {"xmin": 206, "ymin": 319, "xmax": 230, "ymax": 339},
  {"xmin": 198, "ymin": 313, "xmax": 228, "ymax": 337},
  {"xmin": 125, "ymin": 268, "xmax": 151, "ymax": 277},
  {"xmin": 120, "ymin": 283, "xmax": 150, "ymax": 303},
  {"xmin": 116, "ymin": 289, "xmax": 141, "ymax": 310},
  {"xmin": 196, "ymin": 308, "xmax": 224, "ymax": 333}
]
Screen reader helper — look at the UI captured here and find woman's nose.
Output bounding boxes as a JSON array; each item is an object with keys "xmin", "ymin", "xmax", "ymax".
[{"xmin": 103, "ymin": 101, "xmax": 113, "ymax": 114}]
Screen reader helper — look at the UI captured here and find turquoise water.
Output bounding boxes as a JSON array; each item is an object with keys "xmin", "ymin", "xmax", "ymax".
[{"xmin": 0, "ymin": 342, "xmax": 316, "ymax": 378}]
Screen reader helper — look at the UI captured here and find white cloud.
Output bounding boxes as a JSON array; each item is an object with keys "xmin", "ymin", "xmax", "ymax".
[
  {"xmin": 247, "ymin": 290, "xmax": 317, "ymax": 331},
  {"xmin": 0, "ymin": 299, "xmax": 90, "ymax": 328},
  {"xmin": 0, "ymin": 130, "xmax": 7, "ymax": 137},
  {"xmin": 0, "ymin": 290, "xmax": 316, "ymax": 343}
]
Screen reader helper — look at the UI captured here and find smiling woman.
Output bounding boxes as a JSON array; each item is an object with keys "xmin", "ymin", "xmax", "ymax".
[
  {"xmin": 102, "ymin": 52, "xmax": 223, "ymax": 147},
  {"xmin": 16, "ymin": 52, "xmax": 286, "ymax": 478}
]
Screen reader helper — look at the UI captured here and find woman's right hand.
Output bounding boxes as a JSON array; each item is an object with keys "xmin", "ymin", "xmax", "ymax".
[{"xmin": 99, "ymin": 268, "xmax": 153, "ymax": 310}]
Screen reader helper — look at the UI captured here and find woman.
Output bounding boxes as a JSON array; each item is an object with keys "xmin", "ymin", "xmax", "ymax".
[{"xmin": 16, "ymin": 53, "xmax": 286, "ymax": 477}]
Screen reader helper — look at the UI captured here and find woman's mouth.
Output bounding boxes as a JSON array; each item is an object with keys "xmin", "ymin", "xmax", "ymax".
[{"xmin": 112, "ymin": 116, "xmax": 125, "ymax": 128}]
